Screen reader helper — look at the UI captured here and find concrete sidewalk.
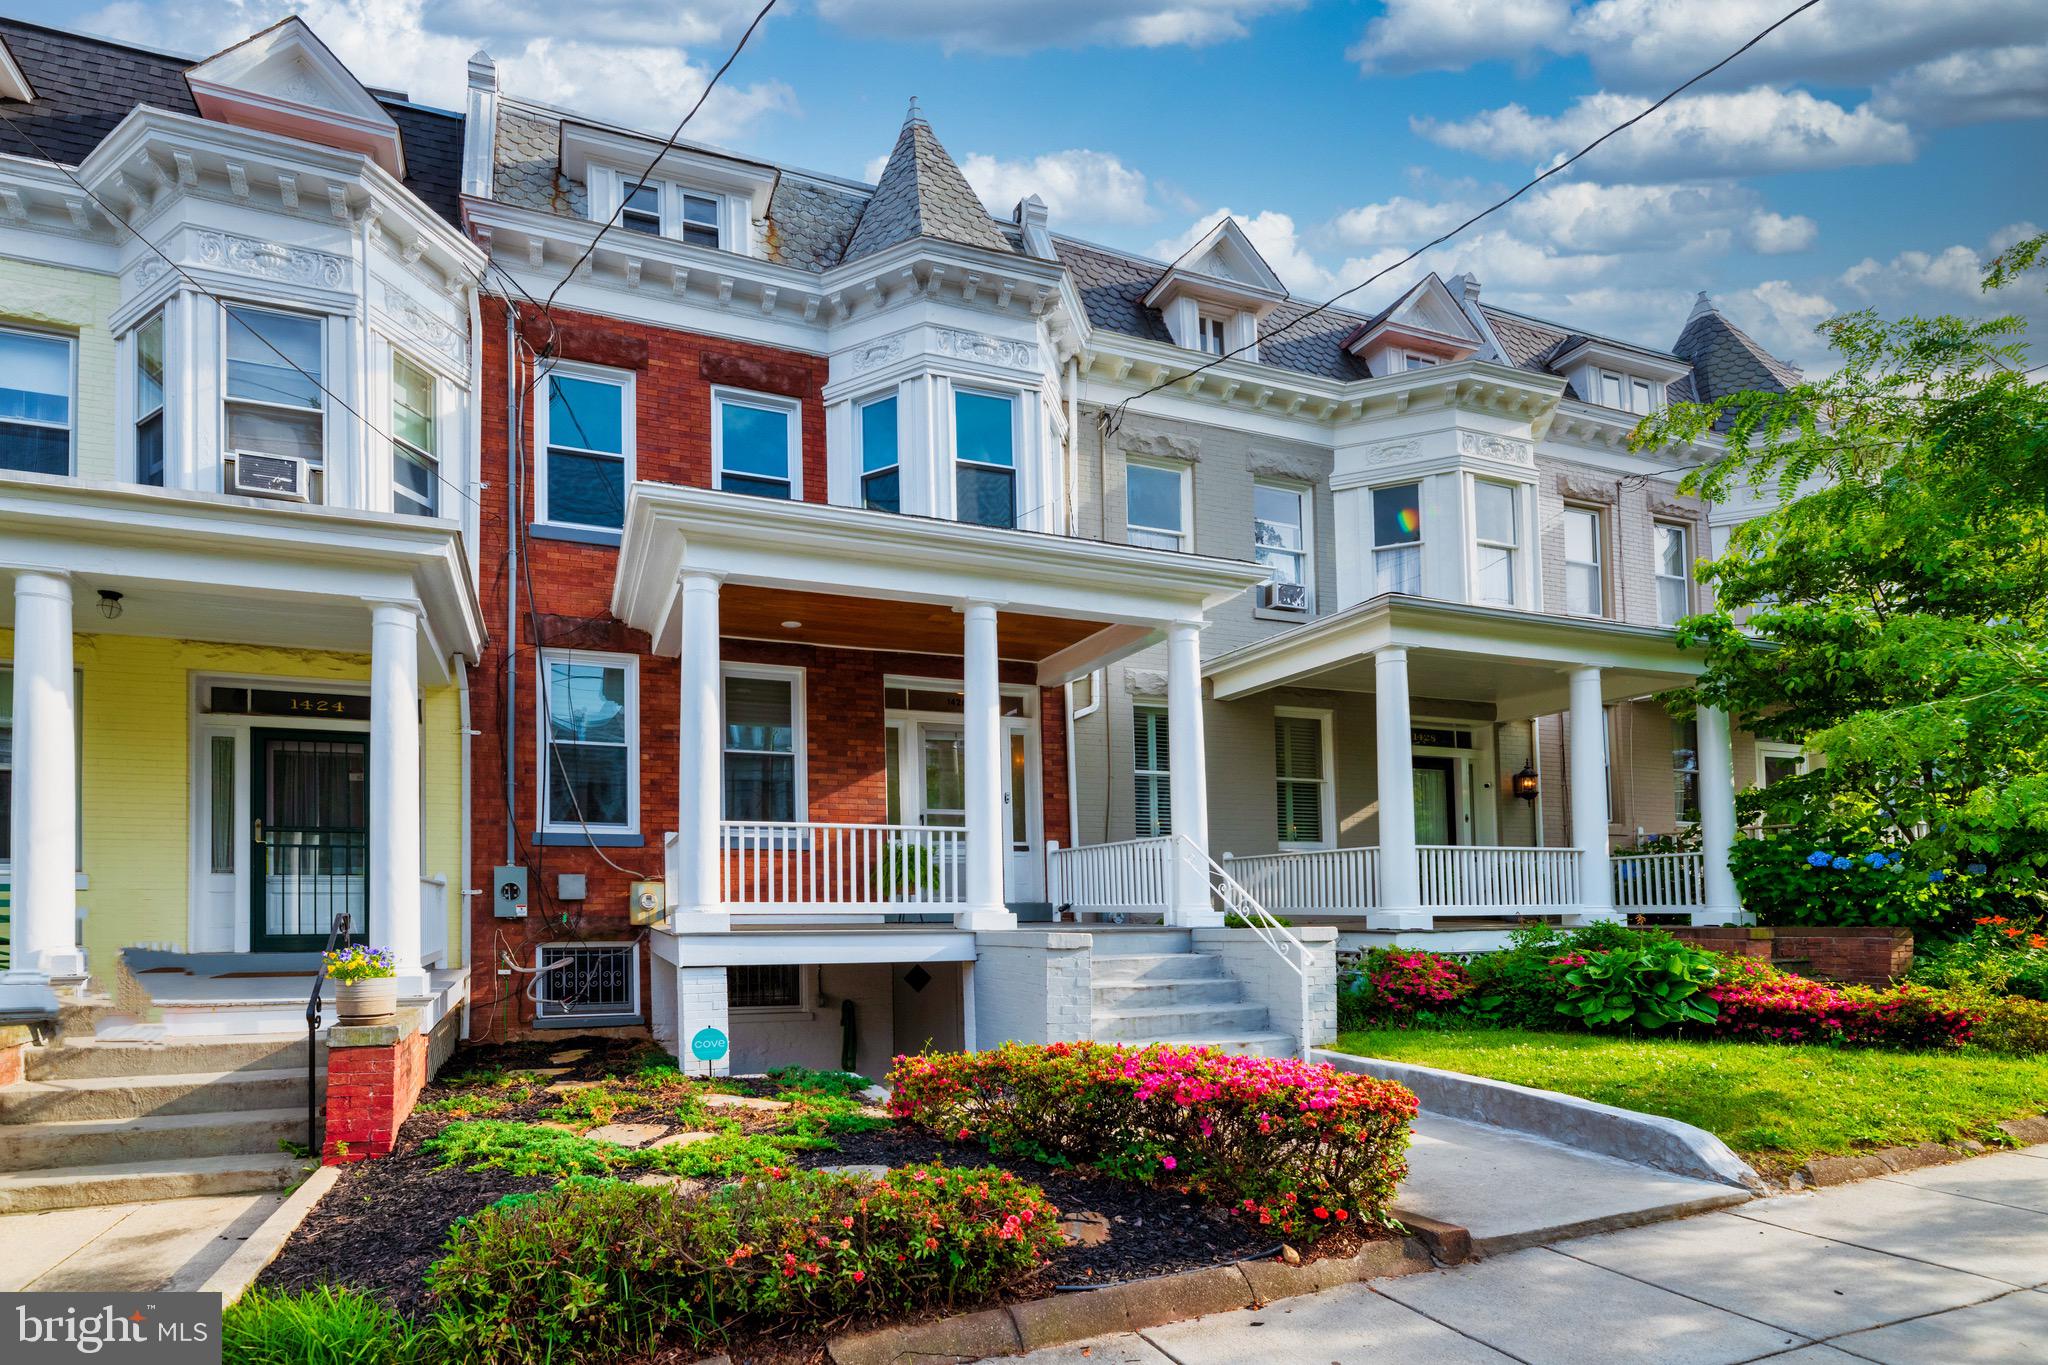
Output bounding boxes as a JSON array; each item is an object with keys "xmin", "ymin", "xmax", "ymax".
[
  {"xmin": 990, "ymin": 1146, "xmax": 2048, "ymax": 1364},
  {"xmin": 0, "ymin": 1192, "xmax": 286, "ymax": 1292}
]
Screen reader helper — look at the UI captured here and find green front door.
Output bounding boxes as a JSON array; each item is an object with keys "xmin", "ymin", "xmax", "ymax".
[{"xmin": 249, "ymin": 729, "xmax": 368, "ymax": 952}]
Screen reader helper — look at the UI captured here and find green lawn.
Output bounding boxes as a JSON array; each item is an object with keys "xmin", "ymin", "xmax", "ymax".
[{"xmin": 1333, "ymin": 1029, "xmax": 2048, "ymax": 1168}]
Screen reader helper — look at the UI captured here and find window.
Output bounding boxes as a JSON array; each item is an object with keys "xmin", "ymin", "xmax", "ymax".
[
  {"xmin": 1197, "ymin": 314, "xmax": 1226, "ymax": 356},
  {"xmin": 1673, "ymin": 717, "xmax": 1700, "ymax": 824},
  {"xmin": 1563, "ymin": 506, "xmax": 1603, "ymax": 617},
  {"xmin": 536, "ymin": 943, "xmax": 639, "ymax": 1024},
  {"xmin": 723, "ymin": 666, "xmax": 802, "ymax": 822},
  {"xmin": 729, "ymin": 964, "xmax": 801, "ymax": 1011},
  {"xmin": 0, "ymin": 327, "xmax": 73, "ymax": 475},
  {"xmin": 1655, "ymin": 523, "xmax": 1691, "ymax": 626},
  {"xmin": 1125, "ymin": 461, "xmax": 1187, "ymax": 551},
  {"xmin": 620, "ymin": 180, "xmax": 661, "ymax": 235},
  {"xmin": 134, "ymin": 315, "xmax": 164, "ymax": 486},
  {"xmin": 1372, "ymin": 483, "xmax": 1422, "ymax": 596},
  {"xmin": 1757, "ymin": 742, "xmax": 1806, "ymax": 788},
  {"xmin": 1133, "ymin": 704, "xmax": 1170, "ymax": 838},
  {"xmin": 539, "ymin": 365, "xmax": 631, "ymax": 530},
  {"xmin": 539, "ymin": 652, "xmax": 636, "ymax": 833},
  {"xmin": 1274, "ymin": 712, "xmax": 1329, "ymax": 847},
  {"xmin": 1633, "ymin": 378, "xmax": 1656, "ymax": 413},
  {"xmin": 1596, "ymin": 370, "xmax": 1659, "ymax": 415},
  {"xmin": 858, "ymin": 393, "xmax": 899, "ymax": 513},
  {"xmin": 1253, "ymin": 482, "xmax": 1308, "ymax": 595},
  {"xmin": 1473, "ymin": 480, "xmax": 1518, "ymax": 606},
  {"xmin": 224, "ymin": 305, "xmax": 324, "ymax": 488},
  {"xmin": 953, "ymin": 389, "xmax": 1015, "ymax": 529},
  {"xmin": 680, "ymin": 192, "xmax": 721, "ymax": 249},
  {"xmin": 391, "ymin": 354, "xmax": 439, "ymax": 517},
  {"xmin": 1404, "ymin": 353, "xmax": 1438, "ymax": 371},
  {"xmin": 713, "ymin": 389, "xmax": 798, "ymax": 500}
]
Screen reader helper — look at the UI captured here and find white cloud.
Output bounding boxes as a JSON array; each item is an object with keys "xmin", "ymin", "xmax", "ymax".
[
  {"xmin": 956, "ymin": 150, "xmax": 1156, "ymax": 227},
  {"xmin": 1715, "ymin": 279, "xmax": 1838, "ymax": 370},
  {"xmin": 1415, "ymin": 87, "xmax": 1916, "ymax": 180},
  {"xmin": 1874, "ymin": 44, "xmax": 2048, "ymax": 128},
  {"xmin": 1841, "ymin": 246, "xmax": 1994, "ymax": 300},
  {"xmin": 1348, "ymin": 0, "xmax": 1568, "ymax": 75},
  {"xmin": 1151, "ymin": 208, "xmax": 1348, "ymax": 297},
  {"xmin": 1329, "ymin": 194, "xmax": 1474, "ymax": 248},
  {"xmin": 1745, "ymin": 211, "xmax": 1816, "ymax": 255},
  {"xmin": 84, "ymin": 0, "xmax": 794, "ymax": 141},
  {"xmin": 814, "ymin": 0, "xmax": 1305, "ymax": 54}
]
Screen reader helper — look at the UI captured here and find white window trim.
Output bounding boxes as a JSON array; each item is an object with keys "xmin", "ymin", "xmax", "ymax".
[
  {"xmin": 1655, "ymin": 521, "xmax": 1692, "ymax": 626},
  {"xmin": 130, "ymin": 312, "xmax": 165, "ymax": 485},
  {"xmin": 711, "ymin": 385, "xmax": 803, "ymax": 500},
  {"xmin": 1252, "ymin": 478, "xmax": 1314, "ymax": 613},
  {"xmin": 1470, "ymin": 477, "xmax": 1520, "ymax": 608},
  {"xmin": 855, "ymin": 389, "xmax": 901, "ymax": 510},
  {"xmin": 1273, "ymin": 705, "xmax": 1335, "ymax": 851},
  {"xmin": 1132, "ymin": 701, "xmax": 1171, "ymax": 839},
  {"xmin": 0, "ymin": 323, "xmax": 78, "ymax": 477},
  {"xmin": 1561, "ymin": 504, "xmax": 1605, "ymax": 619},
  {"xmin": 1755, "ymin": 741, "xmax": 1808, "ymax": 788},
  {"xmin": 1403, "ymin": 352, "xmax": 1439, "ymax": 371},
  {"xmin": 1370, "ymin": 481, "xmax": 1424, "ymax": 597},
  {"xmin": 535, "ymin": 649, "xmax": 640, "ymax": 836},
  {"xmin": 950, "ymin": 384, "xmax": 1022, "ymax": 527},
  {"xmin": 590, "ymin": 166, "xmax": 737, "ymax": 253},
  {"xmin": 728, "ymin": 963, "xmax": 816, "ymax": 1019},
  {"xmin": 391, "ymin": 350, "xmax": 440, "ymax": 518},
  {"xmin": 1125, "ymin": 457, "xmax": 1191, "ymax": 552},
  {"xmin": 535, "ymin": 359, "xmax": 636, "ymax": 532},
  {"xmin": 1196, "ymin": 313, "xmax": 1228, "ymax": 356},
  {"xmin": 221, "ymin": 302, "xmax": 329, "ymax": 477},
  {"xmin": 720, "ymin": 662, "xmax": 808, "ymax": 825}
]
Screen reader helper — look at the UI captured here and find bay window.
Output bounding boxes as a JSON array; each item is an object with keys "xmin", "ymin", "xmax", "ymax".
[
  {"xmin": 224, "ymin": 305, "xmax": 324, "ymax": 492},
  {"xmin": 723, "ymin": 666, "xmax": 803, "ymax": 823},
  {"xmin": 1372, "ymin": 483, "xmax": 1422, "ymax": 596},
  {"xmin": 1125, "ymin": 460, "xmax": 1187, "ymax": 551},
  {"xmin": 1656, "ymin": 523, "xmax": 1691, "ymax": 626},
  {"xmin": 858, "ymin": 393, "xmax": 899, "ymax": 513},
  {"xmin": 1563, "ymin": 506, "xmax": 1603, "ymax": 616},
  {"xmin": 714, "ymin": 389, "xmax": 799, "ymax": 500},
  {"xmin": 953, "ymin": 389, "xmax": 1015, "ymax": 529},
  {"xmin": 538, "ymin": 364, "xmax": 632, "ymax": 531},
  {"xmin": 391, "ymin": 354, "xmax": 439, "ymax": 517},
  {"xmin": 0, "ymin": 326, "xmax": 74, "ymax": 475},
  {"xmin": 134, "ymin": 314, "xmax": 165, "ymax": 486},
  {"xmin": 539, "ymin": 651, "xmax": 636, "ymax": 835},
  {"xmin": 1473, "ymin": 480, "xmax": 1518, "ymax": 606}
]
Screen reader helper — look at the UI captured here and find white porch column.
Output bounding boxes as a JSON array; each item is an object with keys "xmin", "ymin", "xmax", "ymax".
[
  {"xmin": 1166, "ymin": 621, "xmax": 1221, "ymax": 926},
  {"xmin": 673, "ymin": 572, "xmax": 728, "ymax": 931},
  {"xmin": 1567, "ymin": 665, "xmax": 1618, "ymax": 923},
  {"xmin": 6, "ymin": 571, "xmax": 83, "ymax": 984},
  {"xmin": 957, "ymin": 601, "xmax": 1015, "ymax": 930},
  {"xmin": 1372, "ymin": 647, "xmax": 1426, "ymax": 929},
  {"xmin": 369, "ymin": 602, "xmax": 424, "ymax": 985},
  {"xmin": 1696, "ymin": 704, "xmax": 1743, "ymax": 925}
]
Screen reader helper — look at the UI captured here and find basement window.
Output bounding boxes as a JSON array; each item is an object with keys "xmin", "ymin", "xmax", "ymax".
[
  {"xmin": 534, "ymin": 942, "xmax": 640, "ymax": 1026},
  {"xmin": 729, "ymin": 964, "xmax": 803, "ymax": 1011}
]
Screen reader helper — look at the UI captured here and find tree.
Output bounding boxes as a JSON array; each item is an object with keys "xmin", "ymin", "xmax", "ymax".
[{"xmin": 1637, "ymin": 234, "xmax": 2048, "ymax": 922}]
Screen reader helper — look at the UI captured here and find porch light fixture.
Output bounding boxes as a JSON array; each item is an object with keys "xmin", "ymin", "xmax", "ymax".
[
  {"xmin": 780, "ymin": 620, "xmax": 802, "ymax": 629},
  {"xmin": 96, "ymin": 590, "xmax": 124, "ymax": 621},
  {"xmin": 1511, "ymin": 763, "xmax": 1539, "ymax": 802}
]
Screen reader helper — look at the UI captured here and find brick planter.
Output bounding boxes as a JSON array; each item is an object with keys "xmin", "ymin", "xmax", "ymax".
[
  {"xmin": 323, "ymin": 1020, "xmax": 428, "ymax": 1163},
  {"xmin": 1670, "ymin": 925, "xmax": 1913, "ymax": 986}
]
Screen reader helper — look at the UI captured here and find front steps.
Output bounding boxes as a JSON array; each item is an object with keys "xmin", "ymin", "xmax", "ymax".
[
  {"xmin": 0, "ymin": 1027, "xmax": 320, "ymax": 1213},
  {"xmin": 1090, "ymin": 951, "xmax": 1296, "ymax": 1057}
]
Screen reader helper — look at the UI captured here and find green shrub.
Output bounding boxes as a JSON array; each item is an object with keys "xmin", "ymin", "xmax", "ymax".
[
  {"xmin": 1972, "ymin": 995, "xmax": 2048, "ymax": 1056},
  {"xmin": 423, "ymin": 1118, "xmax": 830, "ymax": 1181},
  {"xmin": 766, "ymin": 1064, "xmax": 872, "ymax": 1099},
  {"xmin": 1550, "ymin": 936, "xmax": 1722, "ymax": 1030},
  {"xmin": 426, "ymin": 1163, "xmax": 1059, "ymax": 1362},
  {"xmin": 223, "ymin": 1286, "xmax": 417, "ymax": 1365},
  {"xmin": 1730, "ymin": 835, "xmax": 1965, "ymax": 929},
  {"xmin": 1914, "ymin": 916, "xmax": 2048, "ymax": 1001}
]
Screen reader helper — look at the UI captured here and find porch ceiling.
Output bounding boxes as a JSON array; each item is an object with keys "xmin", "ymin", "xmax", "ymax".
[
  {"xmin": 721, "ymin": 585, "xmax": 1103, "ymax": 662},
  {"xmin": 1206, "ymin": 594, "xmax": 1703, "ymax": 720}
]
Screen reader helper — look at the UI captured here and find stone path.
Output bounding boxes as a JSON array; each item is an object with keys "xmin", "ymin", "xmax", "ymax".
[
  {"xmin": 988, "ymin": 1146, "xmax": 2048, "ymax": 1364},
  {"xmin": 0, "ymin": 1192, "xmax": 287, "ymax": 1292}
]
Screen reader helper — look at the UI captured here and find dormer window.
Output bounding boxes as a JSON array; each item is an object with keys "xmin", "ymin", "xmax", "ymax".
[
  {"xmin": 680, "ymin": 193, "xmax": 721, "ymax": 249},
  {"xmin": 1598, "ymin": 371, "xmax": 1659, "ymax": 415},
  {"xmin": 1342, "ymin": 274, "xmax": 1484, "ymax": 377},
  {"xmin": 1143, "ymin": 218, "xmax": 1287, "ymax": 364},
  {"xmin": 1198, "ymin": 315, "xmax": 1228, "ymax": 356},
  {"xmin": 1404, "ymin": 354, "xmax": 1438, "ymax": 371},
  {"xmin": 621, "ymin": 181, "xmax": 661, "ymax": 236},
  {"xmin": 562, "ymin": 123, "xmax": 779, "ymax": 261}
]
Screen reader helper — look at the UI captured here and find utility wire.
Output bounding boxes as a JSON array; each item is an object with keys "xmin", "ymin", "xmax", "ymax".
[{"xmin": 1101, "ymin": 0, "xmax": 1828, "ymax": 436}]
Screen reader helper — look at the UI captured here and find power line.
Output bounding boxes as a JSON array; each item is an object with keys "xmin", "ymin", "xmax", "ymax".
[{"xmin": 1101, "ymin": 0, "xmax": 1827, "ymax": 435}]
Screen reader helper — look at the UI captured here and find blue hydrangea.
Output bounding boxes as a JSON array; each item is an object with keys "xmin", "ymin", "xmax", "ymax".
[
  {"xmin": 1806, "ymin": 850, "xmax": 1833, "ymax": 868},
  {"xmin": 1863, "ymin": 852, "xmax": 1889, "ymax": 869},
  {"xmin": 1966, "ymin": 862, "xmax": 1988, "ymax": 876},
  {"xmin": 1887, "ymin": 852, "xmax": 1903, "ymax": 866},
  {"xmin": 1830, "ymin": 856, "xmax": 1852, "ymax": 871},
  {"xmin": 1928, "ymin": 870, "xmax": 1947, "ymax": 883}
]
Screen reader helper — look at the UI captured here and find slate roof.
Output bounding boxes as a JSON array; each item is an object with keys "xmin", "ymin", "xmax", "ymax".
[
  {"xmin": 1479, "ymin": 303, "xmax": 1699, "ymax": 405},
  {"xmin": 0, "ymin": 18, "xmax": 464, "ymax": 227},
  {"xmin": 1672, "ymin": 294, "xmax": 1801, "ymax": 405},
  {"xmin": 842, "ymin": 101, "xmax": 1012, "ymax": 263}
]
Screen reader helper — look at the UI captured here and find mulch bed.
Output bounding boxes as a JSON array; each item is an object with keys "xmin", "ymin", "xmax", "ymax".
[{"xmin": 259, "ymin": 1035, "xmax": 1384, "ymax": 1359}]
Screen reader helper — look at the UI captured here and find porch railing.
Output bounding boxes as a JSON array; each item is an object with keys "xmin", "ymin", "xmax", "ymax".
[
  {"xmin": 1046, "ymin": 836, "xmax": 1174, "ymax": 915},
  {"xmin": 1419, "ymin": 845, "xmax": 1581, "ymax": 910},
  {"xmin": 1612, "ymin": 851, "xmax": 1707, "ymax": 911},
  {"xmin": 1224, "ymin": 848, "xmax": 1380, "ymax": 915},
  {"xmin": 719, "ymin": 821, "xmax": 966, "ymax": 912},
  {"xmin": 419, "ymin": 876, "xmax": 449, "ymax": 967}
]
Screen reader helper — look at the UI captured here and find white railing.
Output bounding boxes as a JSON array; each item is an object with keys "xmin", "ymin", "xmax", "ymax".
[
  {"xmin": 1175, "ymin": 834, "xmax": 1312, "ymax": 1061},
  {"xmin": 1613, "ymin": 851, "xmax": 1707, "ymax": 910},
  {"xmin": 720, "ymin": 821, "xmax": 966, "ymax": 912},
  {"xmin": 1418, "ymin": 845, "xmax": 1581, "ymax": 909},
  {"xmin": 419, "ymin": 876, "xmax": 448, "ymax": 967},
  {"xmin": 1225, "ymin": 847, "xmax": 1380, "ymax": 916},
  {"xmin": 1046, "ymin": 836, "xmax": 1173, "ymax": 914}
]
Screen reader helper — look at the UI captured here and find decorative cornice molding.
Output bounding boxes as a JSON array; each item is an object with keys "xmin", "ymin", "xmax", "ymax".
[
  {"xmin": 195, "ymin": 229, "xmax": 348, "ymax": 290},
  {"xmin": 1458, "ymin": 431, "xmax": 1534, "ymax": 467},
  {"xmin": 933, "ymin": 326, "xmax": 1036, "ymax": 369},
  {"xmin": 845, "ymin": 332, "xmax": 907, "ymax": 374},
  {"xmin": 379, "ymin": 281, "xmax": 467, "ymax": 365}
]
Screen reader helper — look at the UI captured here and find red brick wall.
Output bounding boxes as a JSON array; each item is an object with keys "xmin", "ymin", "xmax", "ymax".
[
  {"xmin": 323, "ymin": 1029, "xmax": 426, "ymax": 1162},
  {"xmin": 1670, "ymin": 925, "xmax": 1914, "ymax": 987},
  {"xmin": 0, "ymin": 1041, "xmax": 24, "ymax": 1089}
]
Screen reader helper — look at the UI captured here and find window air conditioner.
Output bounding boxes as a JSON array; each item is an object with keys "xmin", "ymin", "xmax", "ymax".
[
  {"xmin": 228, "ymin": 451, "xmax": 311, "ymax": 502},
  {"xmin": 1261, "ymin": 581, "xmax": 1310, "ymax": 612}
]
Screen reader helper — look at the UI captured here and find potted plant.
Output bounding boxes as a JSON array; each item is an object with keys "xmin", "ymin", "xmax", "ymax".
[{"xmin": 324, "ymin": 944, "xmax": 398, "ymax": 1024}]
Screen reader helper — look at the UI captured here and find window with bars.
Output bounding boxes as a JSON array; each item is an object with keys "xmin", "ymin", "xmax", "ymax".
[
  {"xmin": 1275, "ymin": 712, "xmax": 1328, "ymax": 847},
  {"xmin": 1133, "ymin": 705, "xmax": 1170, "ymax": 838},
  {"xmin": 535, "ymin": 943, "xmax": 639, "ymax": 1023},
  {"xmin": 729, "ymin": 964, "xmax": 801, "ymax": 1010}
]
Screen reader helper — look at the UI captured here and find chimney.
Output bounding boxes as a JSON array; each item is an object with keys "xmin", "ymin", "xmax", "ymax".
[{"xmin": 1015, "ymin": 194, "xmax": 1054, "ymax": 261}]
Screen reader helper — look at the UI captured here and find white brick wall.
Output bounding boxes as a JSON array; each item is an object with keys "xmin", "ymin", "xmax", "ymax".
[
  {"xmin": 971, "ymin": 931, "xmax": 1093, "ymax": 1045},
  {"xmin": 673, "ymin": 966, "xmax": 732, "ymax": 1075},
  {"xmin": 1192, "ymin": 926, "xmax": 1339, "ymax": 1048}
]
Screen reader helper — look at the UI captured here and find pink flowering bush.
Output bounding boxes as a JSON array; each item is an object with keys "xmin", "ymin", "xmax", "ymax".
[
  {"xmin": 1362, "ymin": 948, "xmax": 1474, "ymax": 1022},
  {"xmin": 887, "ymin": 1042, "xmax": 1417, "ymax": 1239},
  {"xmin": 1704, "ymin": 958, "xmax": 1979, "ymax": 1049}
]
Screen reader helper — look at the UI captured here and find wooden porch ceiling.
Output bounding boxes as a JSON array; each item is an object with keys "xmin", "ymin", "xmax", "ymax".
[{"xmin": 719, "ymin": 585, "xmax": 1107, "ymax": 662}]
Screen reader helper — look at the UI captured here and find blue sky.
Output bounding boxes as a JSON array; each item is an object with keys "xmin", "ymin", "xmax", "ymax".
[{"xmin": 16, "ymin": 0, "xmax": 2044, "ymax": 371}]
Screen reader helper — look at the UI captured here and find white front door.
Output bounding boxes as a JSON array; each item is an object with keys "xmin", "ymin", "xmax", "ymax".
[{"xmin": 888, "ymin": 704, "xmax": 1043, "ymax": 906}]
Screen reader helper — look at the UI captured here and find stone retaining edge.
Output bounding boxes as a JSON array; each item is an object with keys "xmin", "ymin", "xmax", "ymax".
[
  {"xmin": 1312, "ymin": 1048, "xmax": 1766, "ymax": 1193},
  {"xmin": 194, "ymin": 1163, "xmax": 339, "ymax": 1305},
  {"xmin": 1801, "ymin": 1116, "xmax": 2048, "ymax": 1187},
  {"xmin": 825, "ymin": 1234, "xmax": 1435, "ymax": 1364}
]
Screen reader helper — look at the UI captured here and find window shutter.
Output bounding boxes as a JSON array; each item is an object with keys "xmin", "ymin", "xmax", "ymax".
[
  {"xmin": 1133, "ymin": 706, "xmax": 1171, "ymax": 838},
  {"xmin": 1274, "ymin": 715, "xmax": 1324, "ymax": 845}
]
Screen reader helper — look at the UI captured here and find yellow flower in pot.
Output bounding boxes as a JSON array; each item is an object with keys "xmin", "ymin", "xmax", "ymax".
[{"xmin": 325, "ymin": 944, "xmax": 398, "ymax": 1024}]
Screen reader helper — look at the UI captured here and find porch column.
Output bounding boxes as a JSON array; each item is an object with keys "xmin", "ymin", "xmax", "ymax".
[
  {"xmin": 957, "ymin": 601, "xmax": 1014, "ymax": 930},
  {"xmin": 1372, "ymin": 647, "xmax": 1425, "ymax": 929},
  {"xmin": 673, "ymin": 572, "xmax": 728, "ymax": 930},
  {"xmin": 1567, "ymin": 666, "xmax": 1619, "ymax": 923},
  {"xmin": 6, "ymin": 571, "xmax": 83, "ymax": 983},
  {"xmin": 1696, "ymin": 704, "xmax": 1743, "ymax": 925},
  {"xmin": 369, "ymin": 602, "xmax": 423, "ymax": 984},
  {"xmin": 1166, "ymin": 621, "xmax": 1221, "ymax": 926}
]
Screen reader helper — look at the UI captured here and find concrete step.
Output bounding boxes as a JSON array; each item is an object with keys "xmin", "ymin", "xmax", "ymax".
[
  {"xmin": 1089, "ymin": 953, "xmax": 1227, "ymax": 985},
  {"xmin": 1129, "ymin": 1031, "xmax": 1301, "ymax": 1059},
  {"xmin": 1091, "ymin": 977, "xmax": 1245, "ymax": 1010},
  {"xmin": 57, "ymin": 996, "xmax": 134, "ymax": 1038},
  {"xmin": 27, "ymin": 1035, "xmax": 319, "ymax": 1082},
  {"xmin": 0, "ymin": 1108, "xmax": 308, "ymax": 1173},
  {"xmin": 1084, "ymin": 929, "xmax": 1192, "ymax": 955},
  {"xmin": 1091, "ymin": 1002, "xmax": 1272, "ymax": 1043},
  {"xmin": 0, "ymin": 1069, "xmax": 318, "ymax": 1125},
  {"xmin": 0, "ymin": 1153, "xmax": 305, "ymax": 1214}
]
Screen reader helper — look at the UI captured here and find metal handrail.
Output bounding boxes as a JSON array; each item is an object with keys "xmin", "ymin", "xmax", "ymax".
[
  {"xmin": 1173, "ymin": 834, "xmax": 1313, "ymax": 1061},
  {"xmin": 304, "ymin": 909, "xmax": 350, "ymax": 1156}
]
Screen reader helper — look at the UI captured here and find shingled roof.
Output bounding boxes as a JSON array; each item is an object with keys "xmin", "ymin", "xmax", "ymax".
[
  {"xmin": 842, "ymin": 99, "xmax": 1012, "ymax": 263},
  {"xmin": 1672, "ymin": 292, "xmax": 1802, "ymax": 405},
  {"xmin": 0, "ymin": 18, "xmax": 464, "ymax": 226}
]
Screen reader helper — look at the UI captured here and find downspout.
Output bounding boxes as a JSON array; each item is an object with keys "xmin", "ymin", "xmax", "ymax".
[
  {"xmin": 457, "ymin": 655, "xmax": 474, "ymax": 1039},
  {"xmin": 504, "ymin": 307, "xmax": 521, "ymax": 864}
]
